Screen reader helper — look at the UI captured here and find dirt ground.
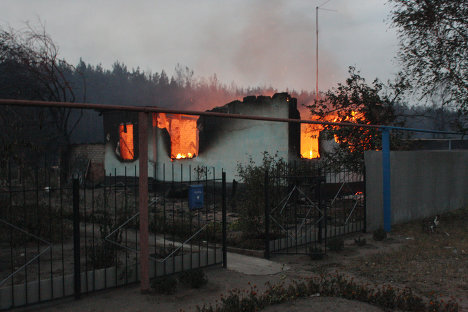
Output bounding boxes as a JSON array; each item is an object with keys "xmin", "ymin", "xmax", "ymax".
[{"xmin": 17, "ymin": 207, "xmax": 467, "ymax": 312}]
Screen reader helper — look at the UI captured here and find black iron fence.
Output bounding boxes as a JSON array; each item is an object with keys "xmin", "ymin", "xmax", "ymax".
[{"xmin": 0, "ymin": 161, "xmax": 226, "ymax": 310}]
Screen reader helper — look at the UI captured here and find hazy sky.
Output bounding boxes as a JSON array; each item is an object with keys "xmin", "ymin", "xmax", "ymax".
[{"xmin": 1, "ymin": 0, "xmax": 400, "ymax": 92}]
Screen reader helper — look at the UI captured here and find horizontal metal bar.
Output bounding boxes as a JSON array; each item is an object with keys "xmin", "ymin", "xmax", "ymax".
[
  {"xmin": 379, "ymin": 125, "xmax": 462, "ymax": 135},
  {"xmin": 0, "ymin": 99, "xmax": 463, "ymax": 135}
]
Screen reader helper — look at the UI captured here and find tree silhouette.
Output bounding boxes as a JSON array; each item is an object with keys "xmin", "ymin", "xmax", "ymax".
[{"xmin": 389, "ymin": 0, "xmax": 467, "ymax": 130}]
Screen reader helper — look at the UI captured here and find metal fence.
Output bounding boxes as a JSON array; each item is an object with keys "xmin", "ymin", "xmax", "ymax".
[
  {"xmin": 0, "ymin": 161, "xmax": 226, "ymax": 310},
  {"xmin": 264, "ymin": 161, "xmax": 366, "ymax": 258}
]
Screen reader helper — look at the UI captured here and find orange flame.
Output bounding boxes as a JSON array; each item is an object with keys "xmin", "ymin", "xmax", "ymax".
[
  {"xmin": 300, "ymin": 123, "xmax": 321, "ymax": 159},
  {"xmin": 300, "ymin": 110, "xmax": 366, "ymax": 159},
  {"xmin": 154, "ymin": 113, "xmax": 199, "ymax": 160}
]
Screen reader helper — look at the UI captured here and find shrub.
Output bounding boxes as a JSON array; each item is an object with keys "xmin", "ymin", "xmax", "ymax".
[
  {"xmin": 86, "ymin": 243, "xmax": 120, "ymax": 269},
  {"xmin": 151, "ymin": 275, "xmax": 178, "ymax": 295},
  {"xmin": 179, "ymin": 269, "xmax": 208, "ymax": 289},
  {"xmin": 373, "ymin": 228, "xmax": 387, "ymax": 241},
  {"xmin": 196, "ymin": 274, "xmax": 459, "ymax": 312},
  {"xmin": 328, "ymin": 237, "xmax": 344, "ymax": 251},
  {"xmin": 0, "ymin": 203, "xmax": 73, "ymax": 246},
  {"xmin": 354, "ymin": 236, "xmax": 367, "ymax": 246},
  {"xmin": 309, "ymin": 246, "xmax": 325, "ymax": 260},
  {"xmin": 86, "ymin": 210, "xmax": 123, "ymax": 269},
  {"xmin": 235, "ymin": 152, "xmax": 287, "ymax": 239}
]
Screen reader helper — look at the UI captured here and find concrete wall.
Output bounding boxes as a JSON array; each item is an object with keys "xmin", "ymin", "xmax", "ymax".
[{"xmin": 365, "ymin": 150, "xmax": 468, "ymax": 231}]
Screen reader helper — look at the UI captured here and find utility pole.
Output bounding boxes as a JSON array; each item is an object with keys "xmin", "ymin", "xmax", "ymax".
[
  {"xmin": 315, "ymin": 0, "xmax": 336, "ymax": 104},
  {"xmin": 316, "ymin": 6, "xmax": 319, "ymax": 104}
]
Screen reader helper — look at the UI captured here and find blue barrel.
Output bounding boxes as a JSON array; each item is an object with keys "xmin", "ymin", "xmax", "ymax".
[{"xmin": 188, "ymin": 185, "xmax": 204, "ymax": 210}]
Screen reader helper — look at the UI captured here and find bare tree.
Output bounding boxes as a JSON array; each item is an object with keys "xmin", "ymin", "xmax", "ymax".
[{"xmin": 0, "ymin": 24, "xmax": 85, "ymax": 179}]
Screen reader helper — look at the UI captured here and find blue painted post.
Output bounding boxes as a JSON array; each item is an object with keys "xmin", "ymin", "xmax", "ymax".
[{"xmin": 382, "ymin": 128, "xmax": 391, "ymax": 232}]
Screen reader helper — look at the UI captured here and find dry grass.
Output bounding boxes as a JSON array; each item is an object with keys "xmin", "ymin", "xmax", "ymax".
[{"xmin": 343, "ymin": 207, "xmax": 468, "ymax": 299}]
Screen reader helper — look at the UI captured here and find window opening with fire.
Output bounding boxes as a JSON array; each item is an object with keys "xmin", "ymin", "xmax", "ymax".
[
  {"xmin": 301, "ymin": 123, "xmax": 321, "ymax": 159},
  {"xmin": 154, "ymin": 113, "xmax": 199, "ymax": 160},
  {"xmin": 119, "ymin": 123, "xmax": 134, "ymax": 160}
]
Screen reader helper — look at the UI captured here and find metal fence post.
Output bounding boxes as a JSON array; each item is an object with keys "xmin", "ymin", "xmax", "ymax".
[
  {"xmin": 382, "ymin": 128, "xmax": 391, "ymax": 232},
  {"xmin": 138, "ymin": 112, "xmax": 150, "ymax": 292},
  {"xmin": 316, "ymin": 178, "xmax": 323, "ymax": 244},
  {"xmin": 72, "ymin": 178, "xmax": 81, "ymax": 300},
  {"xmin": 363, "ymin": 165, "xmax": 367, "ymax": 233},
  {"xmin": 222, "ymin": 171, "xmax": 227, "ymax": 268},
  {"xmin": 264, "ymin": 170, "xmax": 270, "ymax": 259},
  {"xmin": 320, "ymin": 180, "xmax": 326, "ymax": 247}
]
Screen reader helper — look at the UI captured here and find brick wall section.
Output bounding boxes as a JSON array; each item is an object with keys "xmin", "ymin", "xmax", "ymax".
[
  {"xmin": 70, "ymin": 144, "xmax": 105, "ymax": 164},
  {"xmin": 69, "ymin": 144, "xmax": 105, "ymax": 183}
]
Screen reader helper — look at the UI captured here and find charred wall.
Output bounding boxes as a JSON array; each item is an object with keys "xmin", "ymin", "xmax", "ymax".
[{"xmin": 288, "ymin": 96, "xmax": 300, "ymax": 159}]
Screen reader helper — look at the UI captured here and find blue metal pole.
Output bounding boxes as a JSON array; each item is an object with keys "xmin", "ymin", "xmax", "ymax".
[{"xmin": 382, "ymin": 128, "xmax": 391, "ymax": 232}]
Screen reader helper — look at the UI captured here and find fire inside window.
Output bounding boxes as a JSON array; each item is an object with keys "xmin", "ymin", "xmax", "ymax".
[
  {"xmin": 300, "ymin": 110, "xmax": 366, "ymax": 159},
  {"xmin": 154, "ymin": 113, "xmax": 199, "ymax": 160},
  {"xmin": 119, "ymin": 123, "xmax": 134, "ymax": 160},
  {"xmin": 301, "ymin": 124, "xmax": 321, "ymax": 159}
]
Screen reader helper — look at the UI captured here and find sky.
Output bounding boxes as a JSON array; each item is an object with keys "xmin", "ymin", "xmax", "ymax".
[{"xmin": 1, "ymin": 0, "xmax": 400, "ymax": 92}]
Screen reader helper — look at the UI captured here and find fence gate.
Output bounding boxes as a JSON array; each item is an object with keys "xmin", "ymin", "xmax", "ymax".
[
  {"xmin": 264, "ymin": 164, "xmax": 327, "ymax": 257},
  {"xmin": 264, "ymin": 163, "xmax": 366, "ymax": 259}
]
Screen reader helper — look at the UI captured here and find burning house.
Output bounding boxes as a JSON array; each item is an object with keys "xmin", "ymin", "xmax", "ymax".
[{"xmin": 102, "ymin": 93, "xmax": 304, "ymax": 179}]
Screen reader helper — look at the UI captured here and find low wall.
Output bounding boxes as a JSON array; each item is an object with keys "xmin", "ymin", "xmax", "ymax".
[{"xmin": 365, "ymin": 150, "xmax": 468, "ymax": 231}]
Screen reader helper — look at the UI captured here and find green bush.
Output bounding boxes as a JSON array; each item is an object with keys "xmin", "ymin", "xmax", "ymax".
[
  {"xmin": 151, "ymin": 275, "xmax": 178, "ymax": 295},
  {"xmin": 235, "ymin": 152, "xmax": 287, "ymax": 239},
  {"xmin": 179, "ymin": 269, "xmax": 208, "ymax": 288},
  {"xmin": 196, "ymin": 274, "xmax": 459, "ymax": 312},
  {"xmin": 373, "ymin": 228, "xmax": 387, "ymax": 241},
  {"xmin": 327, "ymin": 237, "xmax": 344, "ymax": 251},
  {"xmin": 0, "ymin": 203, "xmax": 72, "ymax": 246},
  {"xmin": 86, "ymin": 210, "xmax": 123, "ymax": 269},
  {"xmin": 86, "ymin": 243, "xmax": 120, "ymax": 269},
  {"xmin": 309, "ymin": 246, "xmax": 325, "ymax": 260},
  {"xmin": 354, "ymin": 236, "xmax": 367, "ymax": 246}
]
